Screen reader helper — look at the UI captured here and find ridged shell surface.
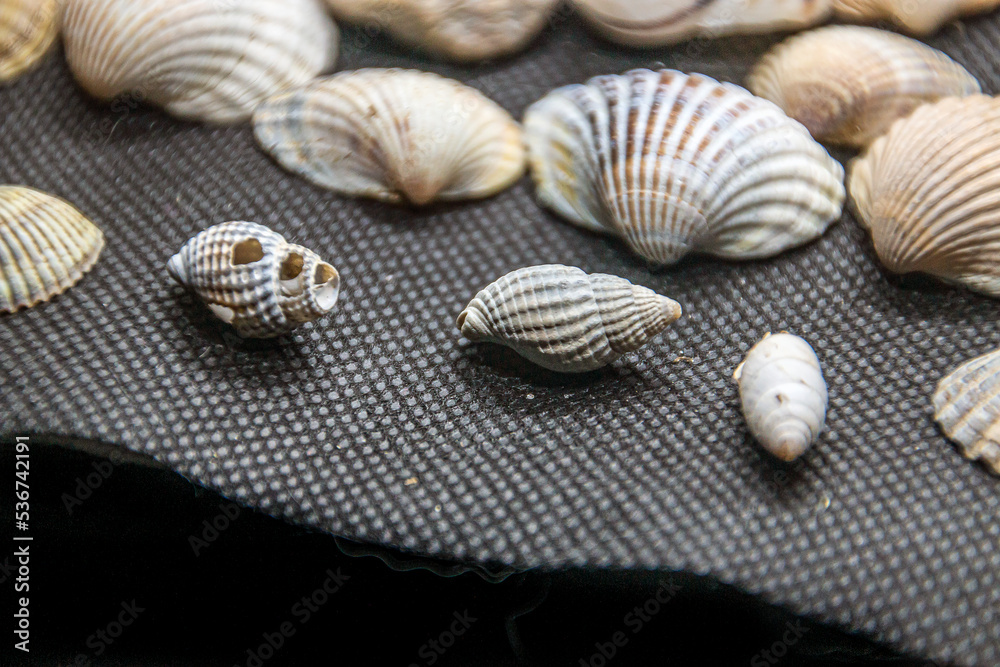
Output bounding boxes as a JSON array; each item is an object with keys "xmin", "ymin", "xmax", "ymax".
[
  {"xmin": 323, "ymin": 0, "xmax": 558, "ymax": 62},
  {"xmin": 254, "ymin": 69, "xmax": 526, "ymax": 205},
  {"xmin": 524, "ymin": 69, "xmax": 845, "ymax": 265},
  {"xmin": 848, "ymin": 95, "xmax": 1000, "ymax": 297},
  {"xmin": 0, "ymin": 0, "xmax": 59, "ymax": 82},
  {"xmin": 933, "ymin": 348, "xmax": 1000, "ymax": 475},
  {"xmin": 61, "ymin": 0, "xmax": 339, "ymax": 123},
  {"xmin": 748, "ymin": 26, "xmax": 980, "ymax": 148},
  {"xmin": 832, "ymin": 0, "xmax": 1000, "ymax": 34},
  {"xmin": 457, "ymin": 264, "xmax": 682, "ymax": 373},
  {"xmin": 167, "ymin": 222, "xmax": 341, "ymax": 338},
  {"xmin": 734, "ymin": 333, "xmax": 827, "ymax": 461},
  {"xmin": 0, "ymin": 185, "xmax": 105, "ymax": 313}
]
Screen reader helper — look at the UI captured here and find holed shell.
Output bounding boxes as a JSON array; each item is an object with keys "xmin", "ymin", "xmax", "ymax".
[
  {"xmin": 167, "ymin": 222, "xmax": 340, "ymax": 338},
  {"xmin": 254, "ymin": 69, "xmax": 526, "ymax": 205},
  {"xmin": 848, "ymin": 95, "xmax": 1000, "ymax": 297},
  {"xmin": 0, "ymin": 0, "xmax": 59, "ymax": 82},
  {"xmin": 62, "ymin": 0, "xmax": 339, "ymax": 123},
  {"xmin": 524, "ymin": 69, "xmax": 845, "ymax": 265},
  {"xmin": 734, "ymin": 333, "xmax": 827, "ymax": 461},
  {"xmin": 832, "ymin": 0, "xmax": 1000, "ymax": 35},
  {"xmin": 323, "ymin": 0, "xmax": 558, "ymax": 62},
  {"xmin": 933, "ymin": 348, "xmax": 1000, "ymax": 475},
  {"xmin": 0, "ymin": 185, "xmax": 105, "ymax": 313},
  {"xmin": 457, "ymin": 264, "xmax": 682, "ymax": 373},
  {"xmin": 748, "ymin": 26, "xmax": 980, "ymax": 148}
]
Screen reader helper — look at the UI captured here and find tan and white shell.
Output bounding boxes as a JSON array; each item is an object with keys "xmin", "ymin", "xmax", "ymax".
[
  {"xmin": 61, "ymin": 0, "xmax": 339, "ymax": 123},
  {"xmin": 734, "ymin": 333, "xmax": 828, "ymax": 461},
  {"xmin": 748, "ymin": 26, "xmax": 980, "ymax": 148},
  {"xmin": 167, "ymin": 222, "xmax": 341, "ymax": 338},
  {"xmin": 0, "ymin": 185, "xmax": 105, "ymax": 313},
  {"xmin": 0, "ymin": 0, "xmax": 59, "ymax": 82},
  {"xmin": 832, "ymin": 0, "xmax": 1000, "ymax": 35},
  {"xmin": 524, "ymin": 69, "xmax": 845, "ymax": 266},
  {"xmin": 848, "ymin": 95, "xmax": 1000, "ymax": 297},
  {"xmin": 458, "ymin": 264, "xmax": 682, "ymax": 373},
  {"xmin": 323, "ymin": 0, "xmax": 558, "ymax": 62},
  {"xmin": 254, "ymin": 69, "xmax": 526, "ymax": 205},
  {"xmin": 933, "ymin": 347, "xmax": 1000, "ymax": 475}
]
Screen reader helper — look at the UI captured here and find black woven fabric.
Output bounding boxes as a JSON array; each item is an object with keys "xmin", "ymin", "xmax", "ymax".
[{"xmin": 2, "ymin": 12, "xmax": 999, "ymax": 666}]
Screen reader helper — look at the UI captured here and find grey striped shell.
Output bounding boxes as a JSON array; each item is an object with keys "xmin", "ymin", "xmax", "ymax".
[
  {"xmin": 62, "ymin": 0, "xmax": 339, "ymax": 123},
  {"xmin": 0, "ymin": 186, "xmax": 104, "ymax": 313},
  {"xmin": 167, "ymin": 222, "xmax": 340, "ymax": 338},
  {"xmin": 0, "ymin": 0, "xmax": 59, "ymax": 82},
  {"xmin": 524, "ymin": 69, "xmax": 846, "ymax": 266},
  {"xmin": 933, "ymin": 348, "xmax": 1000, "ymax": 475},
  {"xmin": 832, "ymin": 0, "xmax": 1000, "ymax": 34},
  {"xmin": 457, "ymin": 264, "xmax": 682, "ymax": 373},
  {"xmin": 848, "ymin": 96, "xmax": 1000, "ymax": 297},
  {"xmin": 734, "ymin": 333, "xmax": 827, "ymax": 461},
  {"xmin": 748, "ymin": 26, "xmax": 980, "ymax": 148},
  {"xmin": 254, "ymin": 69, "xmax": 525, "ymax": 205}
]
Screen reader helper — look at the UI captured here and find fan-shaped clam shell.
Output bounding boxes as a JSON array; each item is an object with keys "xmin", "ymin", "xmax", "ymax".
[
  {"xmin": 167, "ymin": 222, "xmax": 341, "ymax": 338},
  {"xmin": 457, "ymin": 264, "xmax": 682, "ymax": 373},
  {"xmin": 254, "ymin": 69, "xmax": 526, "ymax": 205},
  {"xmin": 0, "ymin": 0, "xmax": 59, "ymax": 82},
  {"xmin": 734, "ymin": 333, "xmax": 827, "ymax": 461},
  {"xmin": 933, "ymin": 348, "xmax": 1000, "ymax": 475},
  {"xmin": 524, "ymin": 69, "xmax": 845, "ymax": 265},
  {"xmin": 0, "ymin": 186, "xmax": 105, "ymax": 313},
  {"xmin": 848, "ymin": 95, "xmax": 1000, "ymax": 296},
  {"xmin": 323, "ymin": 0, "xmax": 558, "ymax": 62},
  {"xmin": 832, "ymin": 0, "xmax": 1000, "ymax": 35},
  {"xmin": 748, "ymin": 26, "xmax": 980, "ymax": 148},
  {"xmin": 61, "ymin": 0, "xmax": 339, "ymax": 123}
]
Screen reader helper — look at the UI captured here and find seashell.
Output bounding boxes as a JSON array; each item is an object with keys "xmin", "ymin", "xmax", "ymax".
[
  {"xmin": 524, "ymin": 69, "xmax": 846, "ymax": 266},
  {"xmin": 734, "ymin": 333, "xmax": 827, "ymax": 461},
  {"xmin": 167, "ymin": 221, "xmax": 341, "ymax": 338},
  {"xmin": 323, "ymin": 0, "xmax": 559, "ymax": 62},
  {"xmin": 933, "ymin": 347, "xmax": 1000, "ymax": 475},
  {"xmin": 457, "ymin": 264, "xmax": 682, "ymax": 373},
  {"xmin": 0, "ymin": 185, "xmax": 105, "ymax": 313},
  {"xmin": 570, "ymin": 0, "xmax": 831, "ymax": 47},
  {"xmin": 254, "ymin": 69, "xmax": 526, "ymax": 205},
  {"xmin": 848, "ymin": 95, "xmax": 1000, "ymax": 297},
  {"xmin": 0, "ymin": 0, "xmax": 59, "ymax": 82},
  {"xmin": 832, "ymin": 0, "xmax": 1000, "ymax": 35},
  {"xmin": 61, "ymin": 0, "xmax": 339, "ymax": 124},
  {"xmin": 748, "ymin": 26, "xmax": 980, "ymax": 149}
]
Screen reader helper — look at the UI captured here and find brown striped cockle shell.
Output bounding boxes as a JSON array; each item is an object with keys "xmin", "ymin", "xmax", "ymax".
[
  {"xmin": 933, "ymin": 347, "xmax": 1000, "ymax": 475},
  {"xmin": 832, "ymin": 0, "xmax": 1000, "ymax": 35},
  {"xmin": 0, "ymin": 0, "xmax": 59, "ymax": 82}
]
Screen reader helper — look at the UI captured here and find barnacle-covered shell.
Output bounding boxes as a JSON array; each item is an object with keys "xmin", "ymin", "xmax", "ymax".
[
  {"xmin": 933, "ymin": 348, "xmax": 1000, "ymax": 475},
  {"xmin": 524, "ymin": 69, "xmax": 845, "ymax": 265},
  {"xmin": 323, "ymin": 0, "xmax": 558, "ymax": 62},
  {"xmin": 167, "ymin": 222, "xmax": 340, "ymax": 338},
  {"xmin": 570, "ymin": 0, "xmax": 831, "ymax": 47},
  {"xmin": 848, "ymin": 95, "xmax": 1000, "ymax": 296},
  {"xmin": 832, "ymin": 0, "xmax": 1000, "ymax": 35},
  {"xmin": 0, "ymin": 0, "xmax": 59, "ymax": 82},
  {"xmin": 61, "ymin": 0, "xmax": 339, "ymax": 123},
  {"xmin": 457, "ymin": 264, "xmax": 682, "ymax": 373},
  {"xmin": 734, "ymin": 333, "xmax": 827, "ymax": 461},
  {"xmin": 254, "ymin": 69, "xmax": 525, "ymax": 205},
  {"xmin": 748, "ymin": 26, "xmax": 980, "ymax": 148},
  {"xmin": 0, "ymin": 185, "xmax": 104, "ymax": 313}
]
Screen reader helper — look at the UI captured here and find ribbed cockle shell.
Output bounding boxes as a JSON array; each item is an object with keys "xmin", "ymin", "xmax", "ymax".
[
  {"xmin": 832, "ymin": 0, "xmax": 1000, "ymax": 35},
  {"xmin": 933, "ymin": 347, "xmax": 1000, "ymax": 475},
  {"xmin": 0, "ymin": 0, "xmax": 59, "ymax": 82}
]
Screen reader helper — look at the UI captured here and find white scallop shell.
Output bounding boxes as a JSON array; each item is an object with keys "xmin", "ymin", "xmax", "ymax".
[
  {"xmin": 570, "ymin": 0, "xmax": 831, "ymax": 46},
  {"xmin": 748, "ymin": 26, "xmax": 980, "ymax": 148},
  {"xmin": 61, "ymin": 0, "xmax": 339, "ymax": 123},
  {"xmin": 254, "ymin": 69, "xmax": 526, "ymax": 205},
  {"xmin": 323, "ymin": 0, "xmax": 558, "ymax": 62},
  {"xmin": 848, "ymin": 95, "xmax": 1000, "ymax": 297},
  {"xmin": 524, "ymin": 69, "xmax": 845, "ymax": 266},
  {"xmin": 167, "ymin": 222, "xmax": 340, "ymax": 338},
  {"xmin": 457, "ymin": 264, "xmax": 682, "ymax": 373},
  {"xmin": 0, "ymin": 0, "xmax": 59, "ymax": 82},
  {"xmin": 734, "ymin": 333, "xmax": 828, "ymax": 461},
  {"xmin": 0, "ymin": 185, "xmax": 105, "ymax": 313},
  {"xmin": 832, "ymin": 0, "xmax": 1000, "ymax": 35},
  {"xmin": 933, "ymin": 348, "xmax": 1000, "ymax": 475}
]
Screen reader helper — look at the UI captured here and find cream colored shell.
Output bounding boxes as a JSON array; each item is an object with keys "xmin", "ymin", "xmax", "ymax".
[
  {"xmin": 933, "ymin": 347, "xmax": 1000, "ymax": 475},
  {"xmin": 254, "ymin": 69, "xmax": 526, "ymax": 205},
  {"xmin": 0, "ymin": 0, "xmax": 59, "ymax": 82},
  {"xmin": 748, "ymin": 26, "xmax": 980, "ymax": 148},
  {"xmin": 832, "ymin": 0, "xmax": 1000, "ymax": 34},
  {"xmin": 61, "ymin": 0, "xmax": 339, "ymax": 123}
]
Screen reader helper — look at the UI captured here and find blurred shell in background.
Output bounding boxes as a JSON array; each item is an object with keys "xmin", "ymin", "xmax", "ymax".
[
  {"xmin": 0, "ymin": 0, "xmax": 59, "ymax": 82},
  {"xmin": 832, "ymin": 0, "xmax": 1000, "ymax": 35},
  {"xmin": 933, "ymin": 347, "xmax": 1000, "ymax": 475}
]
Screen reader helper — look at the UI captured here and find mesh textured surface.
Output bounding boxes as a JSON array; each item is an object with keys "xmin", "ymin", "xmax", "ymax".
[{"xmin": 2, "ymin": 13, "xmax": 999, "ymax": 666}]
